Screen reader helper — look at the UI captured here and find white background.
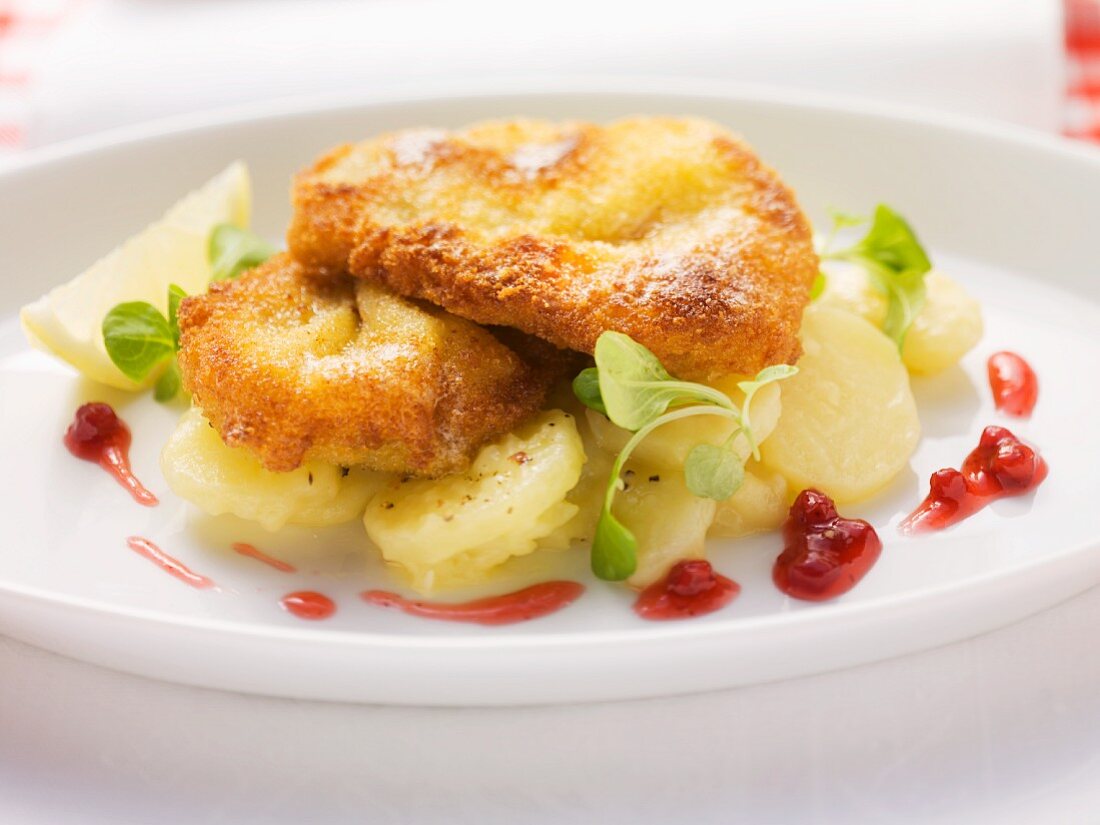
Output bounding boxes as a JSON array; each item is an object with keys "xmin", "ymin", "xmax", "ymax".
[{"xmin": 6, "ymin": 1, "xmax": 1100, "ymax": 822}]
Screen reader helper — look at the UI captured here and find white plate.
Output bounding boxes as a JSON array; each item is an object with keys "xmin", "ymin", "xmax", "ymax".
[{"xmin": 1, "ymin": 80, "xmax": 1098, "ymax": 706}]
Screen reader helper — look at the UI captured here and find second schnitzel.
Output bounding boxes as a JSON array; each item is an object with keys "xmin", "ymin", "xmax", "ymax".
[
  {"xmin": 176, "ymin": 254, "xmax": 576, "ymax": 477},
  {"xmin": 288, "ymin": 117, "xmax": 818, "ymax": 381}
]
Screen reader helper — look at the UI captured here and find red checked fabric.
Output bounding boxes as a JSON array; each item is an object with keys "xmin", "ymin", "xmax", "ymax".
[
  {"xmin": 1065, "ymin": 0, "xmax": 1100, "ymax": 141},
  {"xmin": 0, "ymin": 0, "xmax": 78, "ymax": 155}
]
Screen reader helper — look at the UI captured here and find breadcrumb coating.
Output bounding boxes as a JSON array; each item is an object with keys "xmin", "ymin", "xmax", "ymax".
[
  {"xmin": 288, "ymin": 117, "xmax": 818, "ymax": 380},
  {"xmin": 176, "ymin": 254, "xmax": 576, "ymax": 476}
]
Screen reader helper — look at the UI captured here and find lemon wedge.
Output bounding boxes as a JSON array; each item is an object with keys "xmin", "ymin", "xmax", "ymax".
[{"xmin": 20, "ymin": 162, "xmax": 251, "ymax": 390}]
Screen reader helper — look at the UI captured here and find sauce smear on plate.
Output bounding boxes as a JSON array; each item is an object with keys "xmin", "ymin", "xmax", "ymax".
[
  {"xmin": 633, "ymin": 560, "xmax": 740, "ymax": 620},
  {"xmin": 633, "ymin": 558, "xmax": 743, "ymax": 624},
  {"xmin": 901, "ymin": 425, "xmax": 1048, "ymax": 534},
  {"xmin": 64, "ymin": 402, "xmax": 157, "ymax": 506},
  {"xmin": 280, "ymin": 591, "xmax": 336, "ymax": 620},
  {"xmin": 127, "ymin": 536, "xmax": 216, "ymax": 589},
  {"xmin": 362, "ymin": 581, "xmax": 584, "ymax": 625},
  {"xmin": 987, "ymin": 351, "xmax": 1038, "ymax": 416},
  {"xmin": 774, "ymin": 489, "xmax": 882, "ymax": 601},
  {"xmin": 233, "ymin": 542, "xmax": 296, "ymax": 573}
]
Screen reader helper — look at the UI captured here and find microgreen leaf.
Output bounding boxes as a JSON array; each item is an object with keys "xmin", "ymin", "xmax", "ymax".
[
  {"xmin": 167, "ymin": 283, "xmax": 186, "ymax": 348},
  {"xmin": 855, "ymin": 205, "xmax": 931, "ymax": 277},
  {"xmin": 684, "ymin": 443, "xmax": 744, "ymax": 500},
  {"xmin": 594, "ymin": 331, "xmax": 675, "ymax": 429},
  {"xmin": 737, "ymin": 364, "xmax": 799, "ymax": 461},
  {"xmin": 809, "ymin": 272, "xmax": 826, "ymax": 301},
  {"xmin": 591, "ymin": 509, "xmax": 637, "ymax": 580},
  {"xmin": 572, "ymin": 367, "xmax": 607, "ymax": 416},
  {"xmin": 576, "ymin": 333, "xmax": 801, "ymax": 580},
  {"xmin": 869, "ymin": 265, "xmax": 926, "ymax": 347},
  {"xmin": 104, "ymin": 290, "xmax": 188, "ymax": 401},
  {"xmin": 820, "ymin": 204, "xmax": 932, "ymax": 348},
  {"xmin": 593, "ymin": 331, "xmax": 733, "ymax": 430},
  {"xmin": 154, "ymin": 361, "xmax": 182, "ymax": 402},
  {"xmin": 208, "ymin": 223, "xmax": 278, "ymax": 281},
  {"xmin": 102, "ymin": 302, "xmax": 176, "ymax": 382},
  {"xmin": 590, "ymin": 404, "xmax": 739, "ymax": 580}
]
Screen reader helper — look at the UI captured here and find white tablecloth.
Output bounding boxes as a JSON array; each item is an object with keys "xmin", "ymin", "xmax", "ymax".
[{"xmin": 4, "ymin": 1, "xmax": 1098, "ymax": 822}]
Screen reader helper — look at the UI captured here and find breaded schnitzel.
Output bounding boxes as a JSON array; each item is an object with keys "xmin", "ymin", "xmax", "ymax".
[
  {"xmin": 288, "ymin": 117, "xmax": 818, "ymax": 381},
  {"xmin": 176, "ymin": 254, "xmax": 575, "ymax": 477}
]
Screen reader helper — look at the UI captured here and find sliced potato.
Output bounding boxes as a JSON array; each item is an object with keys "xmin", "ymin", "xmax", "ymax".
[
  {"xmin": 710, "ymin": 463, "xmax": 789, "ymax": 538},
  {"xmin": 162, "ymin": 408, "xmax": 384, "ymax": 531},
  {"xmin": 902, "ymin": 270, "xmax": 983, "ymax": 375},
  {"xmin": 817, "ymin": 261, "xmax": 887, "ymax": 327},
  {"xmin": 586, "ymin": 378, "xmax": 782, "ymax": 470},
  {"xmin": 362, "ymin": 410, "xmax": 585, "ymax": 592},
  {"xmin": 819, "ymin": 265, "xmax": 981, "ymax": 375},
  {"xmin": 760, "ymin": 305, "xmax": 920, "ymax": 504},
  {"xmin": 616, "ymin": 468, "xmax": 717, "ymax": 588},
  {"xmin": 538, "ymin": 401, "xmax": 613, "ymax": 551}
]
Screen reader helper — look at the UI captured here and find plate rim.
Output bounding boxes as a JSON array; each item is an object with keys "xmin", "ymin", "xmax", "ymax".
[
  {"xmin": 0, "ymin": 530, "xmax": 1097, "ymax": 651},
  {"xmin": 5, "ymin": 74, "xmax": 1100, "ymax": 177}
]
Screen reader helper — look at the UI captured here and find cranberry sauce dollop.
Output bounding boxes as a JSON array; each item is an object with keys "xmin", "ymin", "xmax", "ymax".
[
  {"xmin": 774, "ymin": 489, "xmax": 883, "ymax": 602},
  {"xmin": 901, "ymin": 425, "xmax": 1048, "ymax": 534},
  {"xmin": 362, "ymin": 581, "xmax": 584, "ymax": 625},
  {"xmin": 64, "ymin": 402, "xmax": 158, "ymax": 506},
  {"xmin": 987, "ymin": 352, "xmax": 1038, "ymax": 417},
  {"xmin": 280, "ymin": 591, "xmax": 336, "ymax": 620},
  {"xmin": 633, "ymin": 560, "xmax": 740, "ymax": 620}
]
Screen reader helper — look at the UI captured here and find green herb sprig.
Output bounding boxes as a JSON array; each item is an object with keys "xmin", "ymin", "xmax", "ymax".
[
  {"xmin": 102, "ymin": 223, "xmax": 276, "ymax": 401},
  {"xmin": 572, "ymin": 332, "xmax": 797, "ymax": 580},
  {"xmin": 818, "ymin": 204, "xmax": 932, "ymax": 348},
  {"xmin": 208, "ymin": 223, "xmax": 279, "ymax": 282},
  {"xmin": 809, "ymin": 272, "xmax": 827, "ymax": 301},
  {"xmin": 102, "ymin": 286, "xmax": 186, "ymax": 401}
]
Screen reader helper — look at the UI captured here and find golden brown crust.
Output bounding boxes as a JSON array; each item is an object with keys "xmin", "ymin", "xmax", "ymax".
[
  {"xmin": 288, "ymin": 117, "xmax": 818, "ymax": 380},
  {"xmin": 176, "ymin": 254, "xmax": 576, "ymax": 476}
]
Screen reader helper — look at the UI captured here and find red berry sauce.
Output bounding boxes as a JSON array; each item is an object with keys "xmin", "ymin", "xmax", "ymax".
[
  {"xmin": 126, "ymin": 536, "xmax": 215, "ymax": 589},
  {"xmin": 280, "ymin": 591, "xmax": 336, "ymax": 620},
  {"xmin": 232, "ymin": 542, "xmax": 296, "ymax": 573},
  {"xmin": 64, "ymin": 403, "xmax": 157, "ymax": 506},
  {"xmin": 774, "ymin": 489, "xmax": 883, "ymax": 602},
  {"xmin": 987, "ymin": 352, "xmax": 1038, "ymax": 417},
  {"xmin": 633, "ymin": 560, "xmax": 740, "ymax": 620},
  {"xmin": 362, "ymin": 581, "xmax": 584, "ymax": 625},
  {"xmin": 901, "ymin": 425, "xmax": 1048, "ymax": 534}
]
